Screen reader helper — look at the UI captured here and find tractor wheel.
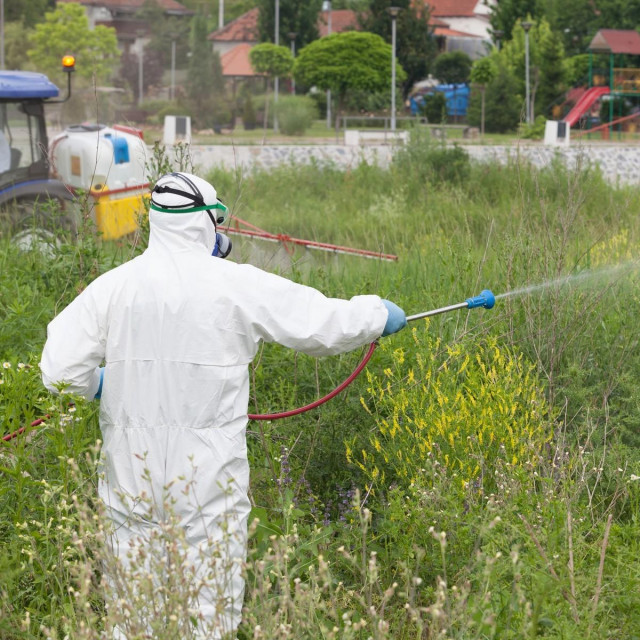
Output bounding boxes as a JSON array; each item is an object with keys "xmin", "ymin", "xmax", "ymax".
[{"xmin": 1, "ymin": 196, "xmax": 80, "ymax": 254}]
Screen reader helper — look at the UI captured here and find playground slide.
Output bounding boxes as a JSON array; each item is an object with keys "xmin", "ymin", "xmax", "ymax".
[{"xmin": 563, "ymin": 86, "xmax": 610, "ymax": 127}]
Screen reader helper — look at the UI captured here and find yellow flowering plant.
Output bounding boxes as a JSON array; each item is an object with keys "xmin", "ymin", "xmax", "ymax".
[{"xmin": 348, "ymin": 326, "xmax": 554, "ymax": 492}]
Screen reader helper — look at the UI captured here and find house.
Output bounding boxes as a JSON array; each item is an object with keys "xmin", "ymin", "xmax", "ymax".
[
  {"xmin": 317, "ymin": 9, "xmax": 359, "ymax": 37},
  {"xmin": 58, "ymin": 0, "xmax": 194, "ymax": 52},
  {"xmin": 423, "ymin": 0, "xmax": 496, "ymax": 58},
  {"xmin": 208, "ymin": 7, "xmax": 260, "ymax": 58},
  {"xmin": 208, "ymin": 8, "xmax": 360, "ymax": 83}
]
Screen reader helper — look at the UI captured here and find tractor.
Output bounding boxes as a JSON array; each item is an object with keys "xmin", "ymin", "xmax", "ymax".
[{"xmin": 0, "ymin": 56, "xmax": 149, "ymax": 245}]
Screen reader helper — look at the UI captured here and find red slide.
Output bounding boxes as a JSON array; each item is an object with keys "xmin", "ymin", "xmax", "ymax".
[{"xmin": 563, "ymin": 86, "xmax": 610, "ymax": 127}]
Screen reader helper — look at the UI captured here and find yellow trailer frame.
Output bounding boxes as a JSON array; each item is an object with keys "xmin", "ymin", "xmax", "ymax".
[{"xmin": 90, "ymin": 184, "xmax": 150, "ymax": 240}]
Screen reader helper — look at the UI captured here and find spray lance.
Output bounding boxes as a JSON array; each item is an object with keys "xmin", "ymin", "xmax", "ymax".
[
  {"xmin": 2, "ymin": 290, "xmax": 496, "ymax": 441},
  {"xmin": 247, "ymin": 289, "xmax": 496, "ymax": 420}
]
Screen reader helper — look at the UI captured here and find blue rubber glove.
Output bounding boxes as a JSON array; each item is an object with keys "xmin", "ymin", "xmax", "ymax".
[
  {"xmin": 94, "ymin": 367, "xmax": 105, "ymax": 400},
  {"xmin": 381, "ymin": 299, "xmax": 407, "ymax": 337}
]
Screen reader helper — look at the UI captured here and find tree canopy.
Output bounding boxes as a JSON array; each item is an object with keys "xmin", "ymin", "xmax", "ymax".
[
  {"xmin": 295, "ymin": 31, "xmax": 405, "ymax": 126},
  {"xmin": 499, "ymin": 18, "xmax": 567, "ymax": 116},
  {"xmin": 358, "ymin": 0, "xmax": 436, "ymax": 97},
  {"xmin": 27, "ymin": 3, "xmax": 120, "ymax": 85},
  {"xmin": 187, "ymin": 12, "xmax": 227, "ymax": 128},
  {"xmin": 249, "ymin": 43, "xmax": 295, "ymax": 79},
  {"xmin": 257, "ymin": 0, "xmax": 322, "ymax": 51},
  {"xmin": 433, "ymin": 51, "xmax": 472, "ymax": 85},
  {"xmin": 4, "ymin": 0, "xmax": 55, "ymax": 28},
  {"xmin": 490, "ymin": 0, "xmax": 640, "ymax": 56}
]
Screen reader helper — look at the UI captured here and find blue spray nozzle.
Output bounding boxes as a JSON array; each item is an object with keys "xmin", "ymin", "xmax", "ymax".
[{"xmin": 465, "ymin": 289, "xmax": 495, "ymax": 310}]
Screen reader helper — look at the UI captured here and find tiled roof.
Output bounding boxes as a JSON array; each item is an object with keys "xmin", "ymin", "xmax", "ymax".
[
  {"xmin": 208, "ymin": 7, "xmax": 259, "ymax": 42},
  {"xmin": 59, "ymin": 0, "xmax": 193, "ymax": 14},
  {"xmin": 434, "ymin": 26, "xmax": 479, "ymax": 37},
  {"xmin": 424, "ymin": 0, "xmax": 479, "ymax": 18},
  {"xmin": 429, "ymin": 16, "xmax": 449, "ymax": 27},
  {"xmin": 588, "ymin": 29, "xmax": 640, "ymax": 55},
  {"xmin": 220, "ymin": 43, "xmax": 260, "ymax": 77},
  {"xmin": 317, "ymin": 10, "xmax": 359, "ymax": 37}
]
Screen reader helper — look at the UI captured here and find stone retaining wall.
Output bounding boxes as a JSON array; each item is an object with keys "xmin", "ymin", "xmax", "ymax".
[{"xmin": 184, "ymin": 142, "xmax": 640, "ymax": 187}]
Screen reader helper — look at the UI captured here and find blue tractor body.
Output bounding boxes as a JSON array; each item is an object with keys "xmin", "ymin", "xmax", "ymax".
[{"xmin": 0, "ymin": 69, "xmax": 74, "ymax": 226}]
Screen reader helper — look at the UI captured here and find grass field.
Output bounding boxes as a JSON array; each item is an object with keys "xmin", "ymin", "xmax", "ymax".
[
  {"xmin": 140, "ymin": 118, "xmax": 640, "ymax": 147},
  {"xmin": 1, "ymin": 135, "xmax": 639, "ymax": 638}
]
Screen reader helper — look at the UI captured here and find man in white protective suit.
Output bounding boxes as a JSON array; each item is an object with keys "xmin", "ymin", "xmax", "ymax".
[{"xmin": 40, "ymin": 172, "xmax": 407, "ymax": 638}]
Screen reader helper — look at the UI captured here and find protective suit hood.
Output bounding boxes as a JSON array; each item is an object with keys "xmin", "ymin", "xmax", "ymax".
[
  {"xmin": 148, "ymin": 208, "xmax": 217, "ymax": 255},
  {"xmin": 148, "ymin": 172, "xmax": 226, "ymax": 255}
]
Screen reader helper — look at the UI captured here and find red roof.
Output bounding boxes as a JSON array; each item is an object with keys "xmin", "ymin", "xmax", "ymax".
[
  {"xmin": 588, "ymin": 29, "xmax": 640, "ymax": 55},
  {"xmin": 59, "ymin": 0, "xmax": 192, "ymax": 14},
  {"xmin": 318, "ymin": 10, "xmax": 359, "ymax": 37},
  {"xmin": 208, "ymin": 7, "xmax": 259, "ymax": 43},
  {"xmin": 429, "ymin": 16, "xmax": 449, "ymax": 27},
  {"xmin": 424, "ymin": 0, "xmax": 479, "ymax": 18},
  {"xmin": 434, "ymin": 26, "xmax": 479, "ymax": 38},
  {"xmin": 220, "ymin": 43, "xmax": 260, "ymax": 77}
]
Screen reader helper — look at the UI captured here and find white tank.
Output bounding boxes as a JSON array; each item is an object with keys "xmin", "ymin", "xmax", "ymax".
[{"xmin": 50, "ymin": 123, "xmax": 149, "ymax": 192}]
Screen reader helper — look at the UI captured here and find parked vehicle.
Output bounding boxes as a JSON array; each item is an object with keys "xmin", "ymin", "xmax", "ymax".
[{"xmin": 0, "ymin": 57, "xmax": 149, "ymax": 244}]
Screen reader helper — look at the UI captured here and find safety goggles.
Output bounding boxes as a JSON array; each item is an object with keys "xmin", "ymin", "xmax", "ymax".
[
  {"xmin": 150, "ymin": 182, "xmax": 229, "ymax": 225},
  {"xmin": 149, "ymin": 201, "xmax": 229, "ymax": 225}
]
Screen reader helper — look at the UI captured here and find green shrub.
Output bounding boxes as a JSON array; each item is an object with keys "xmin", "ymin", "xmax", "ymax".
[
  {"xmin": 392, "ymin": 130, "xmax": 470, "ymax": 184},
  {"xmin": 421, "ymin": 91, "xmax": 447, "ymax": 123},
  {"xmin": 519, "ymin": 114, "xmax": 547, "ymax": 139},
  {"xmin": 273, "ymin": 95, "xmax": 318, "ymax": 135},
  {"xmin": 242, "ymin": 95, "xmax": 257, "ymax": 130},
  {"xmin": 349, "ymin": 332, "xmax": 553, "ymax": 491}
]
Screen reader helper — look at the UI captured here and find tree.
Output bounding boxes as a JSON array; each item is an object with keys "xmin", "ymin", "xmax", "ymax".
[
  {"xmin": 467, "ymin": 61, "xmax": 521, "ymax": 133},
  {"xmin": 537, "ymin": 28, "xmax": 566, "ymax": 115},
  {"xmin": 119, "ymin": 50, "xmax": 166, "ymax": 99},
  {"xmin": 27, "ymin": 3, "xmax": 120, "ymax": 85},
  {"xmin": 499, "ymin": 18, "xmax": 566, "ymax": 120},
  {"xmin": 422, "ymin": 92, "xmax": 447, "ymax": 124},
  {"xmin": 257, "ymin": 0, "xmax": 322, "ymax": 49},
  {"xmin": 4, "ymin": 0, "xmax": 55, "ymax": 28},
  {"xmin": 433, "ymin": 51, "xmax": 472, "ymax": 85},
  {"xmin": 137, "ymin": 0, "xmax": 191, "ymax": 73},
  {"xmin": 187, "ymin": 12, "xmax": 228, "ymax": 128},
  {"xmin": 470, "ymin": 56, "xmax": 497, "ymax": 137},
  {"xmin": 294, "ymin": 31, "xmax": 405, "ymax": 130},
  {"xmin": 488, "ymin": 0, "xmax": 537, "ymax": 41},
  {"xmin": 3, "ymin": 22, "xmax": 34, "ymax": 70},
  {"xmin": 490, "ymin": 0, "xmax": 640, "ymax": 56},
  {"xmin": 564, "ymin": 54, "xmax": 590, "ymax": 87},
  {"xmin": 359, "ymin": 0, "xmax": 436, "ymax": 97},
  {"xmin": 249, "ymin": 43, "xmax": 294, "ymax": 130}
]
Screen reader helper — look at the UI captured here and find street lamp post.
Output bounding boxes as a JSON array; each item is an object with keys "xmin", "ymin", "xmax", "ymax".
[
  {"xmin": 137, "ymin": 31, "xmax": 145, "ymax": 106},
  {"xmin": 388, "ymin": 7, "xmax": 401, "ymax": 131},
  {"xmin": 274, "ymin": 0, "xmax": 280, "ymax": 133},
  {"xmin": 522, "ymin": 21, "xmax": 533, "ymax": 124},
  {"xmin": 322, "ymin": 0, "xmax": 332, "ymax": 128},
  {"xmin": 1, "ymin": 0, "xmax": 5, "ymax": 70},
  {"xmin": 288, "ymin": 32, "xmax": 297, "ymax": 95},
  {"xmin": 170, "ymin": 37, "xmax": 176, "ymax": 101}
]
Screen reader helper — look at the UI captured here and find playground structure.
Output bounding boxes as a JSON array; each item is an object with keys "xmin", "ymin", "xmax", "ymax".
[{"xmin": 549, "ymin": 29, "xmax": 640, "ymax": 144}]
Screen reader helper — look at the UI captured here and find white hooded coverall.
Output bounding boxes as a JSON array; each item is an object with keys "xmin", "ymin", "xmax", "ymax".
[{"xmin": 40, "ymin": 204, "xmax": 388, "ymax": 637}]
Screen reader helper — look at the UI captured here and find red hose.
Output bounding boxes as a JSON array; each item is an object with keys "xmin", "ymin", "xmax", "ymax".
[
  {"xmin": 248, "ymin": 341, "xmax": 378, "ymax": 421},
  {"xmin": 2, "ymin": 344, "xmax": 378, "ymax": 440},
  {"xmin": 2, "ymin": 416, "xmax": 50, "ymax": 442}
]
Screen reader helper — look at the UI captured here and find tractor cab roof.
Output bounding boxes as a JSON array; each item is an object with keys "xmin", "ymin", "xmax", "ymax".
[{"xmin": 0, "ymin": 71, "xmax": 59, "ymax": 100}]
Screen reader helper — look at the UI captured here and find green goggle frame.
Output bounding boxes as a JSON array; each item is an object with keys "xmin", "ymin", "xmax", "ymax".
[{"xmin": 150, "ymin": 202, "xmax": 229, "ymax": 225}]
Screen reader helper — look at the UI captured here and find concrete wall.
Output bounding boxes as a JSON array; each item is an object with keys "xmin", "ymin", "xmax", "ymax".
[{"xmin": 180, "ymin": 143, "xmax": 640, "ymax": 187}]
